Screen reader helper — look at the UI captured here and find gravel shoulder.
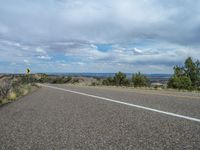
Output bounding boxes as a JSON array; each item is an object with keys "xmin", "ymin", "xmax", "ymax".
[{"xmin": 62, "ymin": 84, "xmax": 200, "ymax": 98}]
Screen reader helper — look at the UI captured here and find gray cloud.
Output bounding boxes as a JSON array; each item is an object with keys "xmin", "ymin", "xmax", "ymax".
[
  {"xmin": 0, "ymin": 0, "xmax": 200, "ymax": 44},
  {"xmin": 0, "ymin": 0, "xmax": 200, "ymax": 73}
]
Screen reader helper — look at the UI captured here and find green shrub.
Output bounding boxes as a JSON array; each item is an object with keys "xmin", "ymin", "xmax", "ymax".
[
  {"xmin": 168, "ymin": 76, "xmax": 192, "ymax": 90},
  {"xmin": 168, "ymin": 76, "xmax": 180, "ymax": 89},
  {"xmin": 168, "ymin": 57, "xmax": 200, "ymax": 90},
  {"xmin": 38, "ymin": 74, "xmax": 49, "ymax": 83},
  {"xmin": 102, "ymin": 72, "xmax": 130, "ymax": 86},
  {"xmin": 113, "ymin": 72, "xmax": 130, "ymax": 86},
  {"xmin": 132, "ymin": 72, "xmax": 149, "ymax": 87},
  {"xmin": 102, "ymin": 77, "xmax": 114, "ymax": 86},
  {"xmin": 180, "ymin": 76, "xmax": 192, "ymax": 90}
]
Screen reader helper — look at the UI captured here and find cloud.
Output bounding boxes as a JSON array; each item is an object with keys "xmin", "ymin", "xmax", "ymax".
[
  {"xmin": 36, "ymin": 47, "xmax": 47, "ymax": 54},
  {"xmin": 37, "ymin": 55, "xmax": 52, "ymax": 60},
  {"xmin": 0, "ymin": 0, "xmax": 200, "ymax": 44},
  {"xmin": 0, "ymin": 0, "xmax": 200, "ymax": 73}
]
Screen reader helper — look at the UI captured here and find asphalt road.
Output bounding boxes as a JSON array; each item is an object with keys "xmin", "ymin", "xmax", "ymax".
[{"xmin": 0, "ymin": 84, "xmax": 200, "ymax": 149}]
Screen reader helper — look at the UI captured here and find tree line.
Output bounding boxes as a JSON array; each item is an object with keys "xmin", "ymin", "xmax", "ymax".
[
  {"xmin": 102, "ymin": 57, "xmax": 200, "ymax": 91},
  {"xmin": 102, "ymin": 71, "xmax": 149, "ymax": 87},
  {"xmin": 22, "ymin": 57, "xmax": 200, "ymax": 91}
]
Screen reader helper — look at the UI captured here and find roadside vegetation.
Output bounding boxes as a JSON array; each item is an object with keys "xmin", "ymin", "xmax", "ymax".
[
  {"xmin": 102, "ymin": 71, "xmax": 150, "ymax": 87},
  {"xmin": 168, "ymin": 57, "xmax": 200, "ymax": 91},
  {"xmin": 102, "ymin": 72, "xmax": 130, "ymax": 86},
  {"xmin": 0, "ymin": 75, "xmax": 38, "ymax": 105},
  {"xmin": 100, "ymin": 57, "xmax": 200, "ymax": 91},
  {"xmin": 1, "ymin": 57, "xmax": 199, "ymax": 104},
  {"xmin": 132, "ymin": 72, "xmax": 150, "ymax": 87},
  {"xmin": 35, "ymin": 74, "xmax": 73, "ymax": 84},
  {"xmin": 31, "ymin": 74, "xmax": 80, "ymax": 84}
]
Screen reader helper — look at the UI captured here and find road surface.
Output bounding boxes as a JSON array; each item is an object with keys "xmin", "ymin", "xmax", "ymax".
[{"xmin": 0, "ymin": 84, "xmax": 200, "ymax": 149}]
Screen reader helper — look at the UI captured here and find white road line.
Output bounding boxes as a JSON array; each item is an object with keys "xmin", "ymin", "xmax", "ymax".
[{"xmin": 39, "ymin": 84, "xmax": 200, "ymax": 123}]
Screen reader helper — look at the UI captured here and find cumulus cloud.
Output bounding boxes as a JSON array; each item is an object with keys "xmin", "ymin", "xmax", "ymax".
[
  {"xmin": 37, "ymin": 55, "xmax": 52, "ymax": 60},
  {"xmin": 36, "ymin": 47, "xmax": 47, "ymax": 54}
]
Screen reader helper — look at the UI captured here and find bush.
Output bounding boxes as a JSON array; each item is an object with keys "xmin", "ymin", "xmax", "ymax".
[
  {"xmin": 0, "ymin": 76, "xmax": 39, "ymax": 104},
  {"xmin": 102, "ymin": 77, "xmax": 114, "ymax": 86},
  {"xmin": 8, "ymin": 92, "xmax": 17, "ymax": 100},
  {"xmin": 168, "ymin": 76, "xmax": 192, "ymax": 90},
  {"xmin": 72, "ymin": 78, "xmax": 79, "ymax": 84},
  {"xmin": 50, "ymin": 77, "xmax": 64, "ymax": 84},
  {"xmin": 102, "ymin": 72, "xmax": 131, "ymax": 86},
  {"xmin": 132, "ymin": 72, "xmax": 149, "ymax": 87},
  {"xmin": 180, "ymin": 76, "xmax": 192, "ymax": 90},
  {"xmin": 37, "ymin": 74, "xmax": 49, "ymax": 83},
  {"xmin": 66, "ymin": 76, "xmax": 72, "ymax": 83},
  {"xmin": 91, "ymin": 82, "xmax": 99, "ymax": 86},
  {"xmin": 38, "ymin": 75, "xmax": 72, "ymax": 84},
  {"xmin": 19, "ymin": 75, "xmax": 37, "ymax": 84},
  {"xmin": 113, "ymin": 72, "xmax": 129, "ymax": 86},
  {"xmin": 168, "ymin": 76, "xmax": 180, "ymax": 89},
  {"xmin": 0, "ymin": 80, "xmax": 11, "ymax": 99},
  {"xmin": 168, "ymin": 57, "xmax": 200, "ymax": 90}
]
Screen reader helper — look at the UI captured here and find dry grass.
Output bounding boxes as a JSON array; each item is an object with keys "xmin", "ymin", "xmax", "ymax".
[
  {"xmin": 8, "ymin": 92, "xmax": 17, "ymax": 100},
  {"xmin": 0, "ymin": 78, "xmax": 38, "ymax": 105}
]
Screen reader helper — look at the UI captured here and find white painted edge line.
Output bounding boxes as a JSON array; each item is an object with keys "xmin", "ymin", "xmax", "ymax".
[{"xmin": 39, "ymin": 84, "xmax": 200, "ymax": 123}]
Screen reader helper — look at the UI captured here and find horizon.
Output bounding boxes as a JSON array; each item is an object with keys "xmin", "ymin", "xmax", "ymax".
[
  {"xmin": 0, "ymin": 72, "xmax": 172, "ymax": 75},
  {"xmin": 0, "ymin": 0, "xmax": 200, "ymax": 73}
]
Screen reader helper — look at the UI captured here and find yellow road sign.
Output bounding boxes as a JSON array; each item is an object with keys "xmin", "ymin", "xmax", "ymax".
[{"xmin": 26, "ymin": 68, "xmax": 30, "ymax": 75}]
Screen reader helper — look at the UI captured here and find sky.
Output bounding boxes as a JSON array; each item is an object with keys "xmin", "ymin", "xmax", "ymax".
[{"xmin": 0, "ymin": 0, "xmax": 200, "ymax": 74}]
